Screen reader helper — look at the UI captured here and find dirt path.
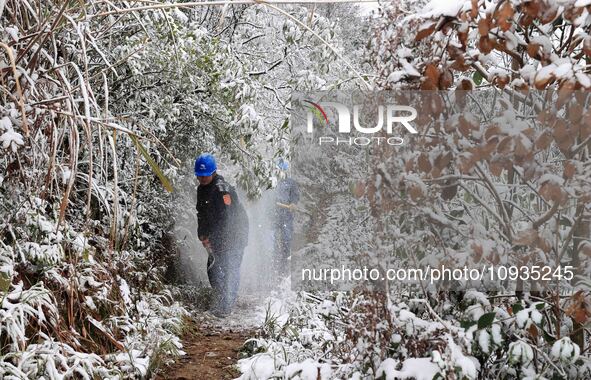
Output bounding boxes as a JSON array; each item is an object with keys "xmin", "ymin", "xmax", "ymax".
[
  {"xmin": 154, "ymin": 293, "xmax": 265, "ymax": 380},
  {"xmin": 156, "ymin": 324, "xmax": 252, "ymax": 380}
]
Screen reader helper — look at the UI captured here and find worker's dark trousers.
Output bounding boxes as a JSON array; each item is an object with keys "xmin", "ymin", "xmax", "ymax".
[
  {"xmin": 207, "ymin": 246, "xmax": 244, "ymax": 314},
  {"xmin": 273, "ymin": 220, "xmax": 293, "ymax": 278}
]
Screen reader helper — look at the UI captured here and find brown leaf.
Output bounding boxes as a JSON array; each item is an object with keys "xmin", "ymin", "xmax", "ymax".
[
  {"xmin": 425, "ymin": 64, "xmax": 440, "ymax": 84},
  {"xmin": 479, "ymin": 36, "xmax": 493, "ymax": 54},
  {"xmin": 537, "ymin": 110, "xmax": 554, "ymax": 125},
  {"xmin": 493, "ymin": 73, "xmax": 510, "ymax": 89},
  {"xmin": 458, "ymin": 78, "xmax": 473, "ymax": 90},
  {"xmin": 513, "ymin": 229, "xmax": 538, "ymax": 246},
  {"xmin": 458, "ymin": 153, "xmax": 474, "ymax": 174},
  {"xmin": 458, "ymin": 115, "xmax": 475, "ymax": 137},
  {"xmin": 535, "ymin": 130, "xmax": 553, "ymax": 150},
  {"xmin": 441, "ymin": 181, "xmax": 458, "ymax": 201},
  {"xmin": 470, "ymin": 0, "xmax": 479, "ymax": 19},
  {"xmin": 434, "ymin": 151, "xmax": 452, "ymax": 171},
  {"xmin": 416, "ymin": 22, "xmax": 436, "ymax": 41},
  {"xmin": 536, "ymin": 236, "xmax": 552, "ymax": 253},
  {"xmin": 408, "ymin": 183, "xmax": 424, "ymax": 201},
  {"xmin": 523, "ymin": 164, "xmax": 537, "ymax": 181},
  {"xmin": 471, "ymin": 242, "xmax": 483, "ymax": 262},
  {"xmin": 418, "ymin": 153, "xmax": 432, "ymax": 173},
  {"xmin": 520, "ymin": 14, "xmax": 535, "ymax": 28},
  {"xmin": 490, "ymin": 161, "xmax": 504, "ymax": 177},
  {"xmin": 458, "ymin": 30, "xmax": 468, "ymax": 49},
  {"xmin": 566, "ymin": 291, "xmax": 591, "ymax": 325},
  {"xmin": 497, "ymin": 2, "xmax": 515, "ymax": 31},
  {"xmin": 557, "ymin": 80, "xmax": 576, "ymax": 109},
  {"xmin": 566, "ymin": 102, "xmax": 584, "ymax": 123},
  {"xmin": 539, "ymin": 182, "xmax": 564, "ymax": 203},
  {"xmin": 451, "ymin": 55, "xmax": 470, "ymax": 72},
  {"xmin": 484, "ymin": 125, "xmax": 501, "ymax": 140},
  {"xmin": 405, "ymin": 159, "xmax": 414, "ymax": 173},
  {"xmin": 420, "ymin": 78, "xmax": 439, "ymax": 90},
  {"xmin": 523, "ymin": 0, "xmax": 541, "ymax": 18},
  {"xmin": 528, "ymin": 324, "xmax": 539, "ymax": 339},
  {"xmin": 515, "ymin": 81, "xmax": 530, "ymax": 93},
  {"xmin": 527, "ymin": 42, "xmax": 541, "ymax": 59},
  {"xmin": 497, "ymin": 135, "xmax": 514, "ymax": 155},
  {"xmin": 478, "ymin": 18, "xmax": 490, "ymax": 36},
  {"xmin": 580, "ymin": 241, "xmax": 591, "ymax": 258},
  {"xmin": 563, "ymin": 5, "xmax": 584, "ymax": 23},
  {"xmin": 563, "ymin": 160, "xmax": 576, "ymax": 179},
  {"xmin": 514, "ymin": 135, "xmax": 532, "ymax": 159},
  {"xmin": 553, "ymin": 120, "xmax": 575, "ymax": 153},
  {"xmin": 439, "ymin": 69, "xmax": 454, "ymax": 89}
]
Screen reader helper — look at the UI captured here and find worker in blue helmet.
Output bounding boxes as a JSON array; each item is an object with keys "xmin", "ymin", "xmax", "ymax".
[
  {"xmin": 273, "ymin": 158, "xmax": 300, "ymax": 279},
  {"xmin": 194, "ymin": 153, "xmax": 249, "ymax": 317}
]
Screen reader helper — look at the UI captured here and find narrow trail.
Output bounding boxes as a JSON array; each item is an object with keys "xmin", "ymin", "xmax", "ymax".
[{"xmin": 155, "ymin": 293, "xmax": 266, "ymax": 380}]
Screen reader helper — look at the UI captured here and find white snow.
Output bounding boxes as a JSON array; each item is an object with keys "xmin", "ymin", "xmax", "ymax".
[
  {"xmin": 491, "ymin": 324, "xmax": 502, "ymax": 345},
  {"xmin": 420, "ymin": 0, "xmax": 470, "ymax": 18},
  {"xmin": 1, "ymin": 129, "xmax": 24, "ymax": 153},
  {"xmin": 516, "ymin": 309, "xmax": 529, "ymax": 328},
  {"xmin": 520, "ymin": 64, "xmax": 537, "ymax": 83},
  {"xmin": 553, "ymin": 62, "xmax": 573, "ymax": 79},
  {"xmin": 509, "ymin": 341, "xmax": 534, "ymax": 365},
  {"xmin": 576, "ymin": 72, "xmax": 591, "ymax": 88},
  {"xmin": 62, "ymin": 167, "xmax": 72, "ymax": 184},
  {"xmin": 531, "ymin": 35, "xmax": 553, "ymax": 53},
  {"xmin": 284, "ymin": 359, "xmax": 332, "ymax": 380},
  {"xmin": 534, "ymin": 64, "xmax": 557, "ymax": 84},
  {"xmin": 539, "ymin": 173, "xmax": 564, "ymax": 186},
  {"xmin": 447, "ymin": 335, "xmax": 478, "ymax": 379},
  {"xmin": 0, "ymin": 116, "xmax": 11, "ymax": 131},
  {"xmin": 551, "ymin": 337, "xmax": 581, "ymax": 363},
  {"xmin": 530, "ymin": 309, "xmax": 543, "ymax": 325},
  {"xmin": 376, "ymin": 358, "xmax": 399, "ymax": 380},
  {"xmin": 479, "ymin": 330, "xmax": 490, "ymax": 354},
  {"xmin": 400, "ymin": 58, "xmax": 421, "ymax": 77},
  {"xmin": 173, "ymin": 9, "xmax": 189, "ymax": 24},
  {"xmin": 238, "ymin": 354, "xmax": 277, "ymax": 379},
  {"xmin": 383, "ymin": 357, "xmax": 440, "ymax": 380},
  {"xmin": 119, "ymin": 278, "xmax": 132, "ymax": 307},
  {"xmin": 5, "ymin": 26, "xmax": 19, "ymax": 41}
]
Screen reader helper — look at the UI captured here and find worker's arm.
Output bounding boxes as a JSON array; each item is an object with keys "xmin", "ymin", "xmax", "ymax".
[
  {"xmin": 196, "ymin": 188, "xmax": 210, "ymax": 247},
  {"xmin": 291, "ymin": 179, "xmax": 300, "ymax": 204}
]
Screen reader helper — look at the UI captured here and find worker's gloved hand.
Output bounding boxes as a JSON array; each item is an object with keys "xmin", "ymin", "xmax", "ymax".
[{"xmin": 200, "ymin": 237, "xmax": 211, "ymax": 249}]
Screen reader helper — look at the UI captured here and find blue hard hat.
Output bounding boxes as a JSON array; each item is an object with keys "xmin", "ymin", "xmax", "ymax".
[
  {"xmin": 195, "ymin": 153, "xmax": 216, "ymax": 176},
  {"xmin": 277, "ymin": 158, "xmax": 289, "ymax": 171}
]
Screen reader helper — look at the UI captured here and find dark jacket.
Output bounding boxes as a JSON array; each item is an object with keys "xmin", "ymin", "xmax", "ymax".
[{"xmin": 197, "ymin": 174, "xmax": 249, "ymax": 251}]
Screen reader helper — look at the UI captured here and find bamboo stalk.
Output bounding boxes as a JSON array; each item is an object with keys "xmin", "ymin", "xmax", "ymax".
[{"xmin": 0, "ymin": 42, "xmax": 30, "ymax": 137}]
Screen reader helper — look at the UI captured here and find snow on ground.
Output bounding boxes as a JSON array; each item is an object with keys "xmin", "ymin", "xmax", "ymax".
[{"xmin": 194, "ymin": 293, "xmax": 269, "ymax": 332}]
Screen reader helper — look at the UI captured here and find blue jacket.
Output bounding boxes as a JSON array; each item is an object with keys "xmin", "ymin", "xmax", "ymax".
[{"xmin": 274, "ymin": 177, "xmax": 299, "ymax": 226}]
